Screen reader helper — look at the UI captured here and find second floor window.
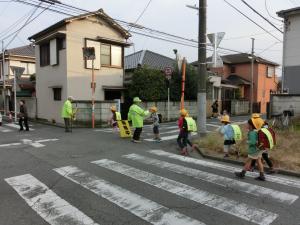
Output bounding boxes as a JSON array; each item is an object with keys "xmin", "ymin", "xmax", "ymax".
[
  {"xmin": 266, "ymin": 66, "xmax": 275, "ymax": 78},
  {"xmin": 40, "ymin": 43, "xmax": 50, "ymax": 67},
  {"xmin": 101, "ymin": 44, "xmax": 122, "ymax": 67}
]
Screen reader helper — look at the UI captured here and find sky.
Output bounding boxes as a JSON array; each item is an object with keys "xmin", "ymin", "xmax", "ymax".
[{"xmin": 0, "ymin": 0, "xmax": 299, "ymax": 74}]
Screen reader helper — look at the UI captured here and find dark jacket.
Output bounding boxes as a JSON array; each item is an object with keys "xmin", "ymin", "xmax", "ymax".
[{"xmin": 20, "ymin": 105, "xmax": 28, "ymax": 118}]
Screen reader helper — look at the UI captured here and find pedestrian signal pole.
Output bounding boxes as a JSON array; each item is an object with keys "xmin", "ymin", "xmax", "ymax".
[
  {"xmin": 181, "ymin": 58, "xmax": 187, "ymax": 110},
  {"xmin": 83, "ymin": 47, "xmax": 96, "ymax": 128}
]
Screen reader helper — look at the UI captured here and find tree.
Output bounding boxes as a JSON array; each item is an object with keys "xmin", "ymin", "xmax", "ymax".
[
  {"xmin": 170, "ymin": 64, "xmax": 198, "ymax": 101},
  {"xmin": 128, "ymin": 66, "xmax": 167, "ymax": 101}
]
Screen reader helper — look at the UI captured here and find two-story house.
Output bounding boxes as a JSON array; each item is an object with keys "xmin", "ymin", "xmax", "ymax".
[
  {"xmin": 277, "ymin": 7, "xmax": 300, "ymax": 94},
  {"xmin": 209, "ymin": 53, "xmax": 279, "ymax": 113},
  {"xmin": 0, "ymin": 45, "xmax": 35, "ymax": 111},
  {"xmin": 29, "ymin": 9, "xmax": 131, "ymax": 124}
]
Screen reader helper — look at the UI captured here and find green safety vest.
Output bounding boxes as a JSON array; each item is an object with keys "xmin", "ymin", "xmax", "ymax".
[
  {"xmin": 115, "ymin": 112, "xmax": 122, "ymax": 121},
  {"xmin": 185, "ymin": 117, "xmax": 197, "ymax": 132},
  {"xmin": 261, "ymin": 128, "xmax": 274, "ymax": 150},
  {"xmin": 231, "ymin": 124, "xmax": 242, "ymax": 141}
]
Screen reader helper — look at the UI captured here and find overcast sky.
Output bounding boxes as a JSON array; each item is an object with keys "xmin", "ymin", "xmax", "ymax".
[{"xmin": 0, "ymin": 0, "xmax": 298, "ymax": 73}]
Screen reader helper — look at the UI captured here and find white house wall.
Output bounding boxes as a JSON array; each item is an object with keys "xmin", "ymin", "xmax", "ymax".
[
  {"xmin": 66, "ymin": 18, "xmax": 124, "ymax": 101},
  {"xmin": 36, "ymin": 47, "xmax": 67, "ymax": 124}
]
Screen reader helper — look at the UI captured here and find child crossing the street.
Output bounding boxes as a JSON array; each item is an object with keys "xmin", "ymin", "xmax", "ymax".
[
  {"xmin": 177, "ymin": 109, "xmax": 197, "ymax": 155},
  {"xmin": 149, "ymin": 106, "xmax": 162, "ymax": 142},
  {"xmin": 218, "ymin": 115, "xmax": 235, "ymax": 158},
  {"xmin": 109, "ymin": 106, "xmax": 121, "ymax": 132},
  {"xmin": 235, "ymin": 119, "xmax": 266, "ymax": 181}
]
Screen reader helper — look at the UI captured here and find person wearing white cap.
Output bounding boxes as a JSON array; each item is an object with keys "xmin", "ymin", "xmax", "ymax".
[{"xmin": 61, "ymin": 96, "xmax": 74, "ymax": 132}]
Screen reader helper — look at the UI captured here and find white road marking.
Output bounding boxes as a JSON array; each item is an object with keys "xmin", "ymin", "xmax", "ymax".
[
  {"xmin": 92, "ymin": 159, "xmax": 278, "ymax": 225},
  {"xmin": 124, "ymin": 154, "xmax": 298, "ymax": 205},
  {"xmin": 54, "ymin": 166, "xmax": 205, "ymax": 225},
  {"xmin": 35, "ymin": 138, "xmax": 59, "ymax": 143},
  {"xmin": 206, "ymin": 123, "xmax": 220, "ymax": 128},
  {"xmin": 149, "ymin": 150, "xmax": 300, "ymax": 189},
  {"xmin": 144, "ymin": 132, "xmax": 200, "ymax": 142},
  {"xmin": 4, "ymin": 123, "xmax": 35, "ymax": 130},
  {"xmin": 0, "ymin": 143, "xmax": 21, "ymax": 147},
  {"xmin": 5, "ymin": 174, "xmax": 99, "ymax": 225},
  {"xmin": 0, "ymin": 126, "xmax": 12, "ymax": 132}
]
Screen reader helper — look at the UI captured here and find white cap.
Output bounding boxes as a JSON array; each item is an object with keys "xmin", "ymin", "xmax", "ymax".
[{"xmin": 68, "ymin": 96, "xmax": 74, "ymax": 100}]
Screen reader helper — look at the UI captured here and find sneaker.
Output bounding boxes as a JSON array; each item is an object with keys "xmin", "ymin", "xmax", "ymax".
[
  {"xmin": 132, "ymin": 139, "xmax": 141, "ymax": 143},
  {"xmin": 235, "ymin": 172, "xmax": 245, "ymax": 179},
  {"xmin": 255, "ymin": 176, "xmax": 266, "ymax": 181},
  {"xmin": 156, "ymin": 138, "xmax": 162, "ymax": 142}
]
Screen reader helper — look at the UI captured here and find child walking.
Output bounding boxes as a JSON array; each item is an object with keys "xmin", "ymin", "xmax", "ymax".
[
  {"xmin": 109, "ymin": 106, "xmax": 121, "ymax": 132},
  {"xmin": 219, "ymin": 115, "xmax": 235, "ymax": 158},
  {"xmin": 235, "ymin": 119, "xmax": 265, "ymax": 181},
  {"xmin": 149, "ymin": 106, "xmax": 161, "ymax": 142}
]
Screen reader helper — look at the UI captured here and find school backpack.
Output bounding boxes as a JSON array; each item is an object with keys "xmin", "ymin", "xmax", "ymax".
[
  {"xmin": 185, "ymin": 117, "xmax": 197, "ymax": 132},
  {"xmin": 257, "ymin": 127, "xmax": 276, "ymax": 150},
  {"xmin": 230, "ymin": 124, "xmax": 242, "ymax": 141}
]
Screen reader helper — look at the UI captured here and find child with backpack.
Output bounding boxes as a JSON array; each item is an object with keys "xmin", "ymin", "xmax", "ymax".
[
  {"xmin": 250, "ymin": 121, "xmax": 276, "ymax": 174},
  {"xmin": 109, "ymin": 106, "xmax": 121, "ymax": 132},
  {"xmin": 235, "ymin": 119, "xmax": 265, "ymax": 181},
  {"xmin": 149, "ymin": 106, "xmax": 162, "ymax": 142},
  {"xmin": 177, "ymin": 109, "xmax": 197, "ymax": 155},
  {"xmin": 219, "ymin": 115, "xmax": 235, "ymax": 158}
]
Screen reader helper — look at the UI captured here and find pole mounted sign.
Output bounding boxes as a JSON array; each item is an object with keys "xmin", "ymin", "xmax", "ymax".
[
  {"xmin": 82, "ymin": 47, "xmax": 95, "ymax": 60},
  {"xmin": 164, "ymin": 67, "xmax": 173, "ymax": 80},
  {"xmin": 207, "ymin": 32, "xmax": 225, "ymax": 68}
]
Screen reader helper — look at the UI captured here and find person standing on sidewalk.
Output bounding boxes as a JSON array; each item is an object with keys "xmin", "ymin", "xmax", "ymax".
[
  {"xmin": 18, "ymin": 100, "xmax": 29, "ymax": 131},
  {"xmin": 128, "ymin": 97, "xmax": 149, "ymax": 143},
  {"xmin": 211, "ymin": 100, "xmax": 219, "ymax": 118},
  {"xmin": 61, "ymin": 96, "xmax": 74, "ymax": 132}
]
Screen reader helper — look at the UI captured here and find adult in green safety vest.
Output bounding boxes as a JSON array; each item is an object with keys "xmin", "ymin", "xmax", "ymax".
[
  {"xmin": 128, "ymin": 97, "xmax": 149, "ymax": 143},
  {"xmin": 61, "ymin": 96, "xmax": 74, "ymax": 132},
  {"xmin": 109, "ymin": 105, "xmax": 121, "ymax": 131}
]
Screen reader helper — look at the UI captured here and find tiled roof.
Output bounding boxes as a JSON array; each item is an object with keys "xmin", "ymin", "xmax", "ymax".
[
  {"xmin": 191, "ymin": 53, "xmax": 279, "ymax": 66},
  {"xmin": 6, "ymin": 45, "xmax": 35, "ymax": 58},
  {"xmin": 125, "ymin": 50, "xmax": 176, "ymax": 70},
  {"xmin": 225, "ymin": 74, "xmax": 251, "ymax": 86}
]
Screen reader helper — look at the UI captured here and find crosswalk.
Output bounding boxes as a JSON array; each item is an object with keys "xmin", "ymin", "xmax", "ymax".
[
  {"xmin": 0, "ymin": 122, "xmax": 35, "ymax": 132},
  {"xmin": 5, "ymin": 149, "xmax": 300, "ymax": 225}
]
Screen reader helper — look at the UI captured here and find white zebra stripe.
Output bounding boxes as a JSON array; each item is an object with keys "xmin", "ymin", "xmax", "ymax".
[
  {"xmin": 123, "ymin": 153, "xmax": 298, "ymax": 205},
  {"xmin": 149, "ymin": 150, "xmax": 300, "ymax": 189},
  {"xmin": 54, "ymin": 166, "xmax": 205, "ymax": 225},
  {"xmin": 5, "ymin": 174, "xmax": 98, "ymax": 225},
  {"xmin": 92, "ymin": 159, "xmax": 278, "ymax": 225}
]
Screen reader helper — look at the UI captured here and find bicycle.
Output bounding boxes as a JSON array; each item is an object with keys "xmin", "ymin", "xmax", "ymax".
[{"xmin": 271, "ymin": 110, "xmax": 294, "ymax": 130}]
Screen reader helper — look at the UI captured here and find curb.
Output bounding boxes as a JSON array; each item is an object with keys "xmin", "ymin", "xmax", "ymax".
[{"xmin": 194, "ymin": 146, "xmax": 300, "ymax": 178}]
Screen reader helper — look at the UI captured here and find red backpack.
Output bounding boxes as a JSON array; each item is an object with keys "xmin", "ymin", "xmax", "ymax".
[{"xmin": 257, "ymin": 127, "xmax": 276, "ymax": 150}]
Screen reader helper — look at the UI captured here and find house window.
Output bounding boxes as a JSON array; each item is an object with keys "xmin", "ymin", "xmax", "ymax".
[
  {"xmin": 40, "ymin": 43, "xmax": 50, "ymax": 67},
  {"xmin": 266, "ymin": 66, "xmax": 275, "ymax": 78},
  {"xmin": 101, "ymin": 44, "xmax": 111, "ymax": 66},
  {"xmin": 230, "ymin": 66, "xmax": 236, "ymax": 74},
  {"xmin": 101, "ymin": 44, "xmax": 122, "ymax": 67},
  {"xmin": 53, "ymin": 88, "xmax": 62, "ymax": 101},
  {"xmin": 57, "ymin": 37, "xmax": 66, "ymax": 50}
]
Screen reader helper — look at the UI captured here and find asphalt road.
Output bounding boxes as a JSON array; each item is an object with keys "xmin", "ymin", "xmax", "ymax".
[{"xmin": 0, "ymin": 116, "xmax": 299, "ymax": 225}]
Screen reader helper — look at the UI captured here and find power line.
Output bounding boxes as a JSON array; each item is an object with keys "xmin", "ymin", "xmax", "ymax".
[
  {"xmin": 223, "ymin": 0, "xmax": 282, "ymax": 42},
  {"xmin": 13, "ymin": 0, "xmax": 250, "ymax": 55},
  {"xmin": 129, "ymin": 0, "xmax": 153, "ymax": 31},
  {"xmin": 241, "ymin": 0, "xmax": 283, "ymax": 33},
  {"xmin": 264, "ymin": 0, "xmax": 283, "ymax": 23}
]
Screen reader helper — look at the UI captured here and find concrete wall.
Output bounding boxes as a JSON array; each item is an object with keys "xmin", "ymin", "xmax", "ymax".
[
  {"xmin": 271, "ymin": 94, "xmax": 300, "ymax": 116},
  {"xmin": 35, "ymin": 47, "xmax": 68, "ymax": 124},
  {"xmin": 66, "ymin": 18, "xmax": 124, "ymax": 101},
  {"xmin": 231, "ymin": 100, "xmax": 249, "ymax": 115}
]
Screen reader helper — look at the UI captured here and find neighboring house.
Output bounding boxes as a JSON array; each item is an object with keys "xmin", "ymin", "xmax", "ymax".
[
  {"xmin": 207, "ymin": 53, "xmax": 279, "ymax": 113},
  {"xmin": 29, "ymin": 9, "xmax": 131, "ymax": 124},
  {"xmin": 0, "ymin": 45, "xmax": 36, "ymax": 111},
  {"xmin": 277, "ymin": 7, "xmax": 300, "ymax": 94},
  {"xmin": 124, "ymin": 50, "xmax": 175, "ymax": 84}
]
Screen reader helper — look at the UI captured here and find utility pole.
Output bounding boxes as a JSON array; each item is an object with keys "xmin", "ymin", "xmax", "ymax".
[
  {"xmin": 1, "ymin": 41, "xmax": 5, "ymax": 113},
  {"xmin": 197, "ymin": 0, "xmax": 207, "ymax": 136},
  {"xmin": 250, "ymin": 38, "xmax": 255, "ymax": 115}
]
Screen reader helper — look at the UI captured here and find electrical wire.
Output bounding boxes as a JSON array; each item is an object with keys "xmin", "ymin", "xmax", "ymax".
[
  {"xmin": 223, "ymin": 0, "xmax": 282, "ymax": 42},
  {"xmin": 241, "ymin": 0, "xmax": 282, "ymax": 33},
  {"xmin": 4, "ymin": 1, "xmax": 45, "ymax": 48},
  {"xmin": 264, "ymin": 0, "xmax": 283, "ymax": 22},
  {"xmin": 128, "ymin": 0, "xmax": 153, "ymax": 31},
  {"xmin": 257, "ymin": 42, "xmax": 281, "ymax": 55},
  {"xmin": 13, "ymin": 0, "xmax": 253, "ymax": 55}
]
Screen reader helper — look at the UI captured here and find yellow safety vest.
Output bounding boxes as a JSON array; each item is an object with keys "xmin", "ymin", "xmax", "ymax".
[
  {"xmin": 185, "ymin": 117, "xmax": 197, "ymax": 132},
  {"xmin": 231, "ymin": 124, "xmax": 242, "ymax": 141},
  {"xmin": 116, "ymin": 112, "xmax": 122, "ymax": 121},
  {"xmin": 261, "ymin": 128, "xmax": 274, "ymax": 150}
]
